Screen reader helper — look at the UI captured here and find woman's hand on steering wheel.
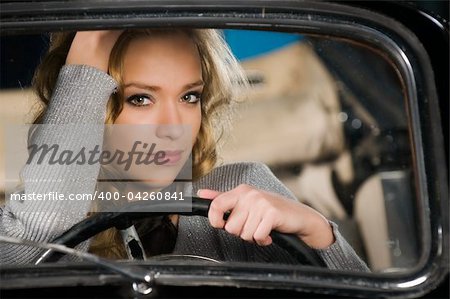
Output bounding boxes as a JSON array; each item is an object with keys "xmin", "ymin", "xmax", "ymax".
[{"xmin": 199, "ymin": 184, "xmax": 335, "ymax": 249}]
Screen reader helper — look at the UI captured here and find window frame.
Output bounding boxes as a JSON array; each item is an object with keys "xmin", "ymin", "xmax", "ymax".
[{"xmin": 0, "ymin": 1, "xmax": 448, "ymax": 297}]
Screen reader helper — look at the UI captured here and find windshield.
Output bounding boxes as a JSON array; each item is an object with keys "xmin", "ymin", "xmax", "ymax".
[{"xmin": 0, "ymin": 29, "xmax": 417, "ymax": 274}]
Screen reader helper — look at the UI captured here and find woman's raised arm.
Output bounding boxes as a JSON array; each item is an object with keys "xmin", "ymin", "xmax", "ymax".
[{"xmin": 0, "ymin": 31, "xmax": 120, "ymax": 264}]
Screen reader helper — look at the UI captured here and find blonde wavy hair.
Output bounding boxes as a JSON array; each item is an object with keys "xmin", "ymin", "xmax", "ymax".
[{"xmin": 31, "ymin": 28, "xmax": 248, "ymax": 259}]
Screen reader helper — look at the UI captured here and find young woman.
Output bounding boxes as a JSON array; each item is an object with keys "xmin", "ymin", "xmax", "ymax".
[{"xmin": 0, "ymin": 29, "xmax": 368, "ymax": 271}]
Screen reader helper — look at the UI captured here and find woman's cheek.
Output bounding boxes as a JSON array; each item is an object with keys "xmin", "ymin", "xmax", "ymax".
[
  {"xmin": 114, "ymin": 105, "xmax": 135, "ymax": 124},
  {"xmin": 115, "ymin": 105, "xmax": 153, "ymax": 125}
]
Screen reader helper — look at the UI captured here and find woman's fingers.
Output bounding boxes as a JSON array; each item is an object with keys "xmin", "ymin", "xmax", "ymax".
[
  {"xmin": 223, "ymin": 203, "xmax": 249, "ymax": 237},
  {"xmin": 201, "ymin": 186, "xmax": 275, "ymax": 245},
  {"xmin": 201, "ymin": 185, "xmax": 335, "ymax": 249},
  {"xmin": 197, "ymin": 189, "xmax": 221, "ymax": 199},
  {"xmin": 239, "ymin": 209, "xmax": 262, "ymax": 243},
  {"xmin": 198, "ymin": 188, "xmax": 234, "ymax": 229},
  {"xmin": 66, "ymin": 30, "xmax": 124, "ymax": 72},
  {"xmin": 198, "ymin": 188, "xmax": 226, "ymax": 227},
  {"xmin": 253, "ymin": 217, "xmax": 274, "ymax": 246}
]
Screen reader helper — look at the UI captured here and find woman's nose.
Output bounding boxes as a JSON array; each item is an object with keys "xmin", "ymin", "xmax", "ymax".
[{"xmin": 154, "ymin": 101, "xmax": 184, "ymax": 140}]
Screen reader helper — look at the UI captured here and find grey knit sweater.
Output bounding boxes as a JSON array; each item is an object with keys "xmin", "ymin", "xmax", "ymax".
[{"xmin": 0, "ymin": 65, "xmax": 369, "ymax": 272}]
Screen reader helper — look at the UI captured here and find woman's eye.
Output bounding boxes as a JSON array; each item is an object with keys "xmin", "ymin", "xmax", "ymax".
[
  {"xmin": 181, "ymin": 92, "xmax": 201, "ymax": 104},
  {"xmin": 126, "ymin": 94, "xmax": 152, "ymax": 106}
]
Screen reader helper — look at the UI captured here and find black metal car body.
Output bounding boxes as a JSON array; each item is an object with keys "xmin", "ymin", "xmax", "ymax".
[{"xmin": 0, "ymin": 1, "xmax": 448, "ymax": 298}]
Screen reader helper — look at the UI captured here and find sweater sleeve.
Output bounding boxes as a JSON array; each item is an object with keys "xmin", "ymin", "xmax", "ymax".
[
  {"xmin": 178, "ymin": 162, "xmax": 369, "ymax": 272},
  {"xmin": 0, "ymin": 65, "xmax": 117, "ymax": 264},
  {"xmin": 316, "ymin": 221, "xmax": 369, "ymax": 272}
]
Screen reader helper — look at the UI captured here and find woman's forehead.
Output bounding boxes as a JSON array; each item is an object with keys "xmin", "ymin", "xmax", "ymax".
[
  {"xmin": 121, "ymin": 33, "xmax": 203, "ymax": 84},
  {"xmin": 124, "ymin": 31, "xmax": 199, "ymax": 59}
]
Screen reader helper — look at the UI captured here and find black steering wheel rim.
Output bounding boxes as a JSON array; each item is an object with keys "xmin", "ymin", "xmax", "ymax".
[{"xmin": 37, "ymin": 197, "xmax": 326, "ymax": 267}]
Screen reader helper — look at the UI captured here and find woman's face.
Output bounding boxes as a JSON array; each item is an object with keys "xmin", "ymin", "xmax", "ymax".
[{"xmin": 108, "ymin": 32, "xmax": 203, "ymax": 188}]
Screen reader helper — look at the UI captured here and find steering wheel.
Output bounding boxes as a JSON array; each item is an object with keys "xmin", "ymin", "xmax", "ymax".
[{"xmin": 35, "ymin": 197, "xmax": 326, "ymax": 267}]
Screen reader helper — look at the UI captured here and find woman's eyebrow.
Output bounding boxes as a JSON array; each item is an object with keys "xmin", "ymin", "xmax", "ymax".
[
  {"xmin": 123, "ymin": 80, "xmax": 204, "ymax": 91},
  {"xmin": 123, "ymin": 82, "xmax": 159, "ymax": 91},
  {"xmin": 184, "ymin": 80, "xmax": 204, "ymax": 89}
]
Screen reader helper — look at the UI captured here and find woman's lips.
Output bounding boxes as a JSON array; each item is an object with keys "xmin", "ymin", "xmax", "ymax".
[{"xmin": 156, "ymin": 150, "xmax": 184, "ymax": 165}]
